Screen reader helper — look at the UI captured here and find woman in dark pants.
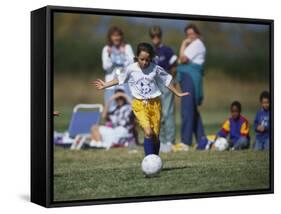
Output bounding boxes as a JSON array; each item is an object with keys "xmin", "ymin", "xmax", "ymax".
[
  {"xmin": 179, "ymin": 72, "xmax": 205, "ymax": 146},
  {"xmin": 175, "ymin": 24, "xmax": 206, "ymax": 150}
]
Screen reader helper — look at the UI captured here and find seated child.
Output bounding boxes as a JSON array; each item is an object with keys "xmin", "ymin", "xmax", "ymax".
[
  {"xmin": 254, "ymin": 91, "xmax": 270, "ymax": 150},
  {"xmin": 90, "ymin": 89, "xmax": 135, "ymax": 149},
  {"xmin": 217, "ymin": 101, "xmax": 250, "ymax": 150}
]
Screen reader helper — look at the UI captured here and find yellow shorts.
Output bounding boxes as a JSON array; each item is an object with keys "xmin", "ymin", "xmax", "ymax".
[{"xmin": 131, "ymin": 97, "xmax": 162, "ymax": 136}]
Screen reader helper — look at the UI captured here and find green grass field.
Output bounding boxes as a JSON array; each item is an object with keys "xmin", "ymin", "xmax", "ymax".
[
  {"xmin": 54, "ymin": 146, "xmax": 269, "ymax": 201},
  {"xmin": 53, "ymin": 73, "xmax": 270, "ymax": 202},
  {"xmin": 53, "ymin": 110, "xmax": 270, "ymax": 202}
]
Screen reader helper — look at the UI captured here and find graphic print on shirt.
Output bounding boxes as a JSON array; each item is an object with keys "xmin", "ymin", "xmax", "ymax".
[
  {"xmin": 135, "ymin": 77, "xmax": 153, "ymax": 98},
  {"xmin": 118, "ymin": 62, "xmax": 172, "ymax": 100}
]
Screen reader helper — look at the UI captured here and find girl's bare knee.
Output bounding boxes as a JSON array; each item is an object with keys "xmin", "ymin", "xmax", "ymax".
[{"xmin": 144, "ymin": 128, "xmax": 153, "ymax": 138}]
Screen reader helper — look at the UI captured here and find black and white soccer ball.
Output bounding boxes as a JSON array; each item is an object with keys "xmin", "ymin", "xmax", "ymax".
[{"xmin": 141, "ymin": 154, "xmax": 163, "ymax": 177}]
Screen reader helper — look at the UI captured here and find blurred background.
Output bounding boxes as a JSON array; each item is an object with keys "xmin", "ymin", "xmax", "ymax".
[{"xmin": 53, "ymin": 12, "xmax": 270, "ymax": 139}]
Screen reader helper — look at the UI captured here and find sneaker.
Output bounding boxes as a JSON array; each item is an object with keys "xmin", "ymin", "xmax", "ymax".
[
  {"xmin": 160, "ymin": 142, "xmax": 173, "ymax": 153},
  {"xmin": 172, "ymin": 142, "xmax": 190, "ymax": 152},
  {"xmin": 89, "ymin": 140, "xmax": 104, "ymax": 148}
]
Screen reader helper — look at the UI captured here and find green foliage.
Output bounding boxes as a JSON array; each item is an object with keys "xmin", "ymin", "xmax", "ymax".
[{"xmin": 53, "ymin": 13, "xmax": 270, "ymax": 81}]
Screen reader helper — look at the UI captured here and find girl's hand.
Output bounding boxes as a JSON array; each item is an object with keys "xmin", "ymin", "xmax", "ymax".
[
  {"xmin": 177, "ymin": 92, "xmax": 190, "ymax": 97},
  {"xmin": 167, "ymin": 83, "xmax": 189, "ymax": 98},
  {"xmin": 93, "ymin": 79, "xmax": 106, "ymax": 90}
]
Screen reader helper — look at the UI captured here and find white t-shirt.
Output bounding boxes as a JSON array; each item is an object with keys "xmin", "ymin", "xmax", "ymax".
[
  {"xmin": 184, "ymin": 38, "xmax": 206, "ymax": 65},
  {"xmin": 102, "ymin": 44, "xmax": 134, "ymax": 89},
  {"xmin": 117, "ymin": 62, "xmax": 172, "ymax": 100}
]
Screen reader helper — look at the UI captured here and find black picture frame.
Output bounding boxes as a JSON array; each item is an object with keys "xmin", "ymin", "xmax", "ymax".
[{"xmin": 31, "ymin": 5, "xmax": 274, "ymax": 208}]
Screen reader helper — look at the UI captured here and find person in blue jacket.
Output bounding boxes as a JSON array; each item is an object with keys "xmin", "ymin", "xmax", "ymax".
[{"xmin": 254, "ymin": 91, "xmax": 270, "ymax": 150}]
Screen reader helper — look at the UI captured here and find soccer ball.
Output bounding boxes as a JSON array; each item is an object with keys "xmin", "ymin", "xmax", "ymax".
[
  {"xmin": 214, "ymin": 137, "xmax": 229, "ymax": 151},
  {"xmin": 141, "ymin": 154, "xmax": 163, "ymax": 177}
]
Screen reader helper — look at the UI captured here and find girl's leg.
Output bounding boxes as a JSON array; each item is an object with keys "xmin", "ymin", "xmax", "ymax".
[
  {"xmin": 153, "ymin": 134, "xmax": 160, "ymax": 155},
  {"xmin": 143, "ymin": 127, "xmax": 155, "ymax": 155},
  {"xmin": 152, "ymin": 99, "xmax": 161, "ymax": 155},
  {"xmin": 132, "ymin": 99, "xmax": 154, "ymax": 156},
  {"xmin": 132, "ymin": 98, "xmax": 161, "ymax": 156},
  {"xmin": 143, "ymin": 128, "xmax": 161, "ymax": 155}
]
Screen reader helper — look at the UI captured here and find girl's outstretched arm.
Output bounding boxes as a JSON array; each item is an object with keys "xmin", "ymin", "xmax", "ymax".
[
  {"xmin": 167, "ymin": 82, "xmax": 189, "ymax": 97},
  {"xmin": 93, "ymin": 78, "xmax": 119, "ymax": 90}
]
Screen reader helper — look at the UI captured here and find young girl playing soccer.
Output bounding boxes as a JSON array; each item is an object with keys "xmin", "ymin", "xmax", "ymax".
[{"xmin": 94, "ymin": 42, "xmax": 189, "ymax": 156}]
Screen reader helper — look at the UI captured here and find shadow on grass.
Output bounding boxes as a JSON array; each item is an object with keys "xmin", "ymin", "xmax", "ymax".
[{"xmin": 162, "ymin": 166, "xmax": 191, "ymax": 172}]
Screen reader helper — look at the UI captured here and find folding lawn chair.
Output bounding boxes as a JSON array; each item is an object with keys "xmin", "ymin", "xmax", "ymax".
[{"xmin": 68, "ymin": 104, "xmax": 103, "ymax": 150}]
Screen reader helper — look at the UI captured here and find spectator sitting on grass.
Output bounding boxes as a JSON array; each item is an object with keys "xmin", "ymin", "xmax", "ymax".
[
  {"xmin": 90, "ymin": 89, "xmax": 135, "ymax": 149},
  {"xmin": 217, "ymin": 101, "xmax": 250, "ymax": 150},
  {"xmin": 253, "ymin": 91, "xmax": 270, "ymax": 150}
]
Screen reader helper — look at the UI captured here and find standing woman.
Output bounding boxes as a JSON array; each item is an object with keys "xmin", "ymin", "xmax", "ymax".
[
  {"xmin": 102, "ymin": 26, "xmax": 134, "ymax": 110},
  {"xmin": 175, "ymin": 24, "xmax": 206, "ymax": 150}
]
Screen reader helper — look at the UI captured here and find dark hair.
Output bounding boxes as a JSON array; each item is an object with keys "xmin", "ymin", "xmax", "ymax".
[
  {"xmin": 134, "ymin": 42, "xmax": 155, "ymax": 61},
  {"xmin": 114, "ymin": 88, "xmax": 125, "ymax": 94},
  {"xmin": 260, "ymin": 91, "xmax": 270, "ymax": 102},
  {"xmin": 107, "ymin": 26, "xmax": 124, "ymax": 46},
  {"xmin": 114, "ymin": 89, "xmax": 127, "ymax": 105},
  {"xmin": 184, "ymin": 23, "xmax": 201, "ymax": 35},
  {"xmin": 149, "ymin": 26, "xmax": 162, "ymax": 38},
  {"xmin": 231, "ymin": 101, "xmax": 242, "ymax": 112}
]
